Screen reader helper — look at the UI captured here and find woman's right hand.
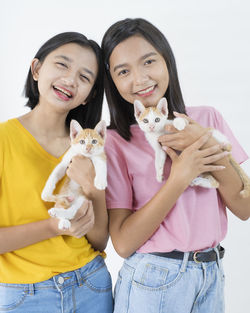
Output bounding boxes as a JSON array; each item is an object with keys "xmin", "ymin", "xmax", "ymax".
[
  {"xmin": 50, "ymin": 200, "xmax": 95, "ymax": 238},
  {"xmin": 165, "ymin": 131, "xmax": 229, "ymax": 187}
]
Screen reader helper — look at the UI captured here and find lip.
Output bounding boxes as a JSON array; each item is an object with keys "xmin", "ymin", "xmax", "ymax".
[
  {"xmin": 53, "ymin": 85, "xmax": 74, "ymax": 101},
  {"xmin": 135, "ymin": 85, "xmax": 156, "ymax": 97}
]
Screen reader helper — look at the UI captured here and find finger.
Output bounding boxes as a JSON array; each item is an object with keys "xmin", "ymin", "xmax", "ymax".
[
  {"xmin": 201, "ymin": 164, "xmax": 226, "ymax": 172},
  {"xmin": 189, "ymin": 131, "xmax": 212, "ymax": 150},
  {"xmin": 74, "ymin": 215, "xmax": 95, "ymax": 238},
  {"xmin": 73, "ymin": 201, "xmax": 90, "ymax": 221},
  {"xmin": 158, "ymin": 133, "xmax": 181, "ymax": 144},
  {"xmin": 173, "ymin": 112, "xmax": 197, "ymax": 124},
  {"xmin": 199, "ymin": 144, "xmax": 222, "ymax": 157},
  {"xmin": 163, "ymin": 146, "xmax": 178, "ymax": 161},
  {"xmin": 78, "ymin": 201, "xmax": 94, "ymax": 219},
  {"xmin": 164, "ymin": 124, "xmax": 178, "ymax": 133},
  {"xmin": 203, "ymin": 151, "xmax": 230, "ymax": 164}
]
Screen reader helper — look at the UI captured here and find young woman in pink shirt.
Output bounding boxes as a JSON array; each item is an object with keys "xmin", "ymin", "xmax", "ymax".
[{"xmin": 102, "ymin": 18, "xmax": 250, "ymax": 313}]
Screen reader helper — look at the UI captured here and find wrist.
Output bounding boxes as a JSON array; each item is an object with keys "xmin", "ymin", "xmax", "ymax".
[
  {"xmin": 47, "ymin": 217, "xmax": 60, "ymax": 236},
  {"xmin": 166, "ymin": 173, "xmax": 189, "ymax": 194}
]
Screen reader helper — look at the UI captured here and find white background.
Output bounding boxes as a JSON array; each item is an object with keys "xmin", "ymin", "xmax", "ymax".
[{"xmin": 1, "ymin": 0, "xmax": 249, "ymax": 312}]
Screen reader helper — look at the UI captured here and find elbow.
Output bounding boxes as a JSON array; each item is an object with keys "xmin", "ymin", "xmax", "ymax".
[
  {"xmin": 112, "ymin": 240, "xmax": 134, "ymax": 259},
  {"xmin": 239, "ymin": 214, "xmax": 249, "ymax": 221}
]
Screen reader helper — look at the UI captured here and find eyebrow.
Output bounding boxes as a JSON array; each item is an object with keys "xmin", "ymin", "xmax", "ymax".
[
  {"xmin": 55, "ymin": 55, "xmax": 95, "ymax": 79},
  {"xmin": 113, "ymin": 52, "xmax": 158, "ymax": 73}
]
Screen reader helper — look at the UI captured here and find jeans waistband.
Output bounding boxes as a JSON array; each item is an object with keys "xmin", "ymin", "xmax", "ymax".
[{"xmin": 150, "ymin": 245, "xmax": 225, "ymax": 263}]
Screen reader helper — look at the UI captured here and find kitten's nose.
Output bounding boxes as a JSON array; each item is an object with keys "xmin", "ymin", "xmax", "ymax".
[
  {"xmin": 86, "ymin": 145, "xmax": 92, "ymax": 152},
  {"xmin": 149, "ymin": 125, "xmax": 155, "ymax": 131}
]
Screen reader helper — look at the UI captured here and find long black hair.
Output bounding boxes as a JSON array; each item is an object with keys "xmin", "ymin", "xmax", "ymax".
[
  {"xmin": 24, "ymin": 32, "xmax": 104, "ymax": 129},
  {"xmin": 102, "ymin": 18, "xmax": 186, "ymax": 140}
]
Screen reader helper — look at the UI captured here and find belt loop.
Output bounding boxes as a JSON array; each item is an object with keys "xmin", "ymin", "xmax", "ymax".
[
  {"xmin": 28, "ymin": 283, "xmax": 35, "ymax": 295},
  {"xmin": 74, "ymin": 269, "xmax": 83, "ymax": 287},
  {"xmin": 214, "ymin": 245, "xmax": 221, "ymax": 269},
  {"xmin": 180, "ymin": 252, "xmax": 189, "ymax": 273}
]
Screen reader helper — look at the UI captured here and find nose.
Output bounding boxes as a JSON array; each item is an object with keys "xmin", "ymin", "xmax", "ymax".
[
  {"xmin": 149, "ymin": 124, "xmax": 155, "ymax": 131},
  {"xmin": 133, "ymin": 68, "xmax": 148, "ymax": 86},
  {"xmin": 86, "ymin": 145, "xmax": 92, "ymax": 153},
  {"xmin": 61, "ymin": 72, "xmax": 77, "ymax": 87}
]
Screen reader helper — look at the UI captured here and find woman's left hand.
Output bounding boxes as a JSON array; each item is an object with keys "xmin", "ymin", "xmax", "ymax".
[
  {"xmin": 158, "ymin": 112, "xmax": 207, "ymax": 151},
  {"xmin": 66, "ymin": 155, "xmax": 96, "ymax": 197}
]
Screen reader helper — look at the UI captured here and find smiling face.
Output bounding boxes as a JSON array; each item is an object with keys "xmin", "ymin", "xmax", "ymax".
[
  {"xmin": 32, "ymin": 43, "xmax": 98, "ymax": 113},
  {"xmin": 109, "ymin": 35, "xmax": 169, "ymax": 108}
]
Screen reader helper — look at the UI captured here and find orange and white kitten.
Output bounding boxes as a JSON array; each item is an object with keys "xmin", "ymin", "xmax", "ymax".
[
  {"xmin": 134, "ymin": 97, "xmax": 250, "ymax": 198},
  {"xmin": 41, "ymin": 120, "xmax": 107, "ymax": 229}
]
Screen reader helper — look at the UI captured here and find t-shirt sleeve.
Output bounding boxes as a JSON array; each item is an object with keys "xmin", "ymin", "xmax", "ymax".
[
  {"xmin": 105, "ymin": 133, "xmax": 133, "ymax": 210},
  {"xmin": 211, "ymin": 107, "xmax": 248, "ymax": 164}
]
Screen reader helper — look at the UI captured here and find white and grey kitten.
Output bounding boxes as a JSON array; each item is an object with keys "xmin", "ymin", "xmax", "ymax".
[
  {"xmin": 134, "ymin": 97, "xmax": 250, "ymax": 197},
  {"xmin": 41, "ymin": 119, "xmax": 107, "ymax": 230}
]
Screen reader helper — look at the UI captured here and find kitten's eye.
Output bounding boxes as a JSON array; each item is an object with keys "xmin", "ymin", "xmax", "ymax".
[
  {"xmin": 92, "ymin": 139, "xmax": 97, "ymax": 144},
  {"xmin": 155, "ymin": 117, "xmax": 160, "ymax": 122},
  {"xmin": 143, "ymin": 118, "xmax": 149, "ymax": 123},
  {"xmin": 79, "ymin": 140, "xmax": 85, "ymax": 144}
]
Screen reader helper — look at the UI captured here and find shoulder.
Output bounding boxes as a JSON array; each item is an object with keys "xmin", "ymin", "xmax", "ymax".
[
  {"xmin": 186, "ymin": 106, "xmax": 225, "ymax": 128},
  {"xmin": 106, "ymin": 125, "xmax": 142, "ymax": 153},
  {"xmin": 0, "ymin": 119, "xmax": 17, "ymax": 132}
]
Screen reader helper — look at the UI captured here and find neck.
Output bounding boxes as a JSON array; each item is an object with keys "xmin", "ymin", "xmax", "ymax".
[{"xmin": 19, "ymin": 104, "xmax": 69, "ymax": 139}]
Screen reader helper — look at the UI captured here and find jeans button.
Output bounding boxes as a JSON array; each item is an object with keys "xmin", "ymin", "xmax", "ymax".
[{"xmin": 58, "ymin": 277, "xmax": 64, "ymax": 284}]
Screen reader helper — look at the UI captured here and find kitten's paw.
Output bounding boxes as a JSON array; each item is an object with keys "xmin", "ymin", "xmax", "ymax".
[
  {"xmin": 191, "ymin": 176, "xmax": 219, "ymax": 188},
  {"xmin": 49, "ymin": 207, "xmax": 75, "ymax": 219},
  {"xmin": 58, "ymin": 219, "xmax": 71, "ymax": 230},
  {"xmin": 48, "ymin": 207, "xmax": 57, "ymax": 217},
  {"xmin": 94, "ymin": 178, "xmax": 107, "ymax": 190},
  {"xmin": 173, "ymin": 117, "xmax": 188, "ymax": 131}
]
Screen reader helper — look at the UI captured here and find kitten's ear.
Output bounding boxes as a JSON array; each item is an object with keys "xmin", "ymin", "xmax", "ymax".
[
  {"xmin": 95, "ymin": 120, "xmax": 106, "ymax": 141},
  {"xmin": 157, "ymin": 98, "xmax": 168, "ymax": 116},
  {"xmin": 70, "ymin": 120, "xmax": 83, "ymax": 141},
  {"xmin": 134, "ymin": 100, "xmax": 145, "ymax": 119}
]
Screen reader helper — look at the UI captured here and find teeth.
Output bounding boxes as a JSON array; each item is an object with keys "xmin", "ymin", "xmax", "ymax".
[
  {"xmin": 54, "ymin": 86, "xmax": 72, "ymax": 97},
  {"xmin": 137, "ymin": 86, "xmax": 154, "ymax": 95}
]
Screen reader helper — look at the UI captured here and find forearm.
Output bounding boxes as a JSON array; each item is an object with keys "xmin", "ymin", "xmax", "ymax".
[
  {"xmin": 112, "ymin": 177, "xmax": 187, "ymax": 258},
  {"xmin": 212, "ymin": 155, "xmax": 250, "ymax": 220},
  {"xmin": 86, "ymin": 190, "xmax": 109, "ymax": 251},
  {"xmin": 0, "ymin": 218, "xmax": 58, "ymax": 254},
  {"xmin": 203, "ymin": 137, "xmax": 250, "ymax": 220}
]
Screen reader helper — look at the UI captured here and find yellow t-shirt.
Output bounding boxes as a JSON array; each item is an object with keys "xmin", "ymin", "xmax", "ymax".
[{"xmin": 0, "ymin": 119, "xmax": 103, "ymax": 283}]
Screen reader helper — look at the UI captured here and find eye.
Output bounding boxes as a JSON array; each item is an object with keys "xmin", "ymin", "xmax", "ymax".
[
  {"xmin": 92, "ymin": 139, "xmax": 97, "ymax": 144},
  {"xmin": 144, "ymin": 59, "xmax": 155, "ymax": 65},
  {"xmin": 143, "ymin": 118, "xmax": 149, "ymax": 123},
  {"xmin": 79, "ymin": 140, "xmax": 85, "ymax": 144},
  {"xmin": 155, "ymin": 117, "xmax": 160, "ymax": 122},
  {"xmin": 80, "ymin": 74, "xmax": 90, "ymax": 82},
  {"xmin": 118, "ymin": 69, "xmax": 129, "ymax": 76},
  {"xmin": 56, "ymin": 62, "xmax": 67, "ymax": 68}
]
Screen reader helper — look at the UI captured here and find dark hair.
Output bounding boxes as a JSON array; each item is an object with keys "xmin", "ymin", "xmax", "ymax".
[
  {"xmin": 24, "ymin": 32, "xmax": 104, "ymax": 129},
  {"xmin": 102, "ymin": 18, "xmax": 186, "ymax": 140}
]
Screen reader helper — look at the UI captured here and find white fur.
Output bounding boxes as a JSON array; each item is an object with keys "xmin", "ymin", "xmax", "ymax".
[
  {"xmin": 134, "ymin": 97, "xmax": 188, "ymax": 182},
  {"xmin": 134, "ymin": 97, "xmax": 229, "ymax": 188},
  {"xmin": 42, "ymin": 120, "xmax": 107, "ymax": 229}
]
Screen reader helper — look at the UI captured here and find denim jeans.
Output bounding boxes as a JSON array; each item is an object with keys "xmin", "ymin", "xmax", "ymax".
[
  {"xmin": 114, "ymin": 248, "xmax": 225, "ymax": 313},
  {"xmin": 0, "ymin": 256, "xmax": 113, "ymax": 313}
]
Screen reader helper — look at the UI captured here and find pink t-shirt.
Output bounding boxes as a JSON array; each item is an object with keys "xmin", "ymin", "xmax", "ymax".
[{"xmin": 105, "ymin": 106, "xmax": 248, "ymax": 253}]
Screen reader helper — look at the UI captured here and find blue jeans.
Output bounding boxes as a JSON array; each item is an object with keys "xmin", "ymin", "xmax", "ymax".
[
  {"xmin": 0, "ymin": 256, "xmax": 113, "ymax": 313},
  {"xmin": 114, "ymin": 248, "xmax": 225, "ymax": 313}
]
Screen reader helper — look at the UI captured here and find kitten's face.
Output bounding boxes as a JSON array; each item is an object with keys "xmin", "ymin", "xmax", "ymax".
[
  {"xmin": 134, "ymin": 97, "xmax": 169, "ymax": 133},
  {"xmin": 137, "ymin": 108, "xmax": 167, "ymax": 133},
  {"xmin": 70, "ymin": 120, "xmax": 106, "ymax": 156}
]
